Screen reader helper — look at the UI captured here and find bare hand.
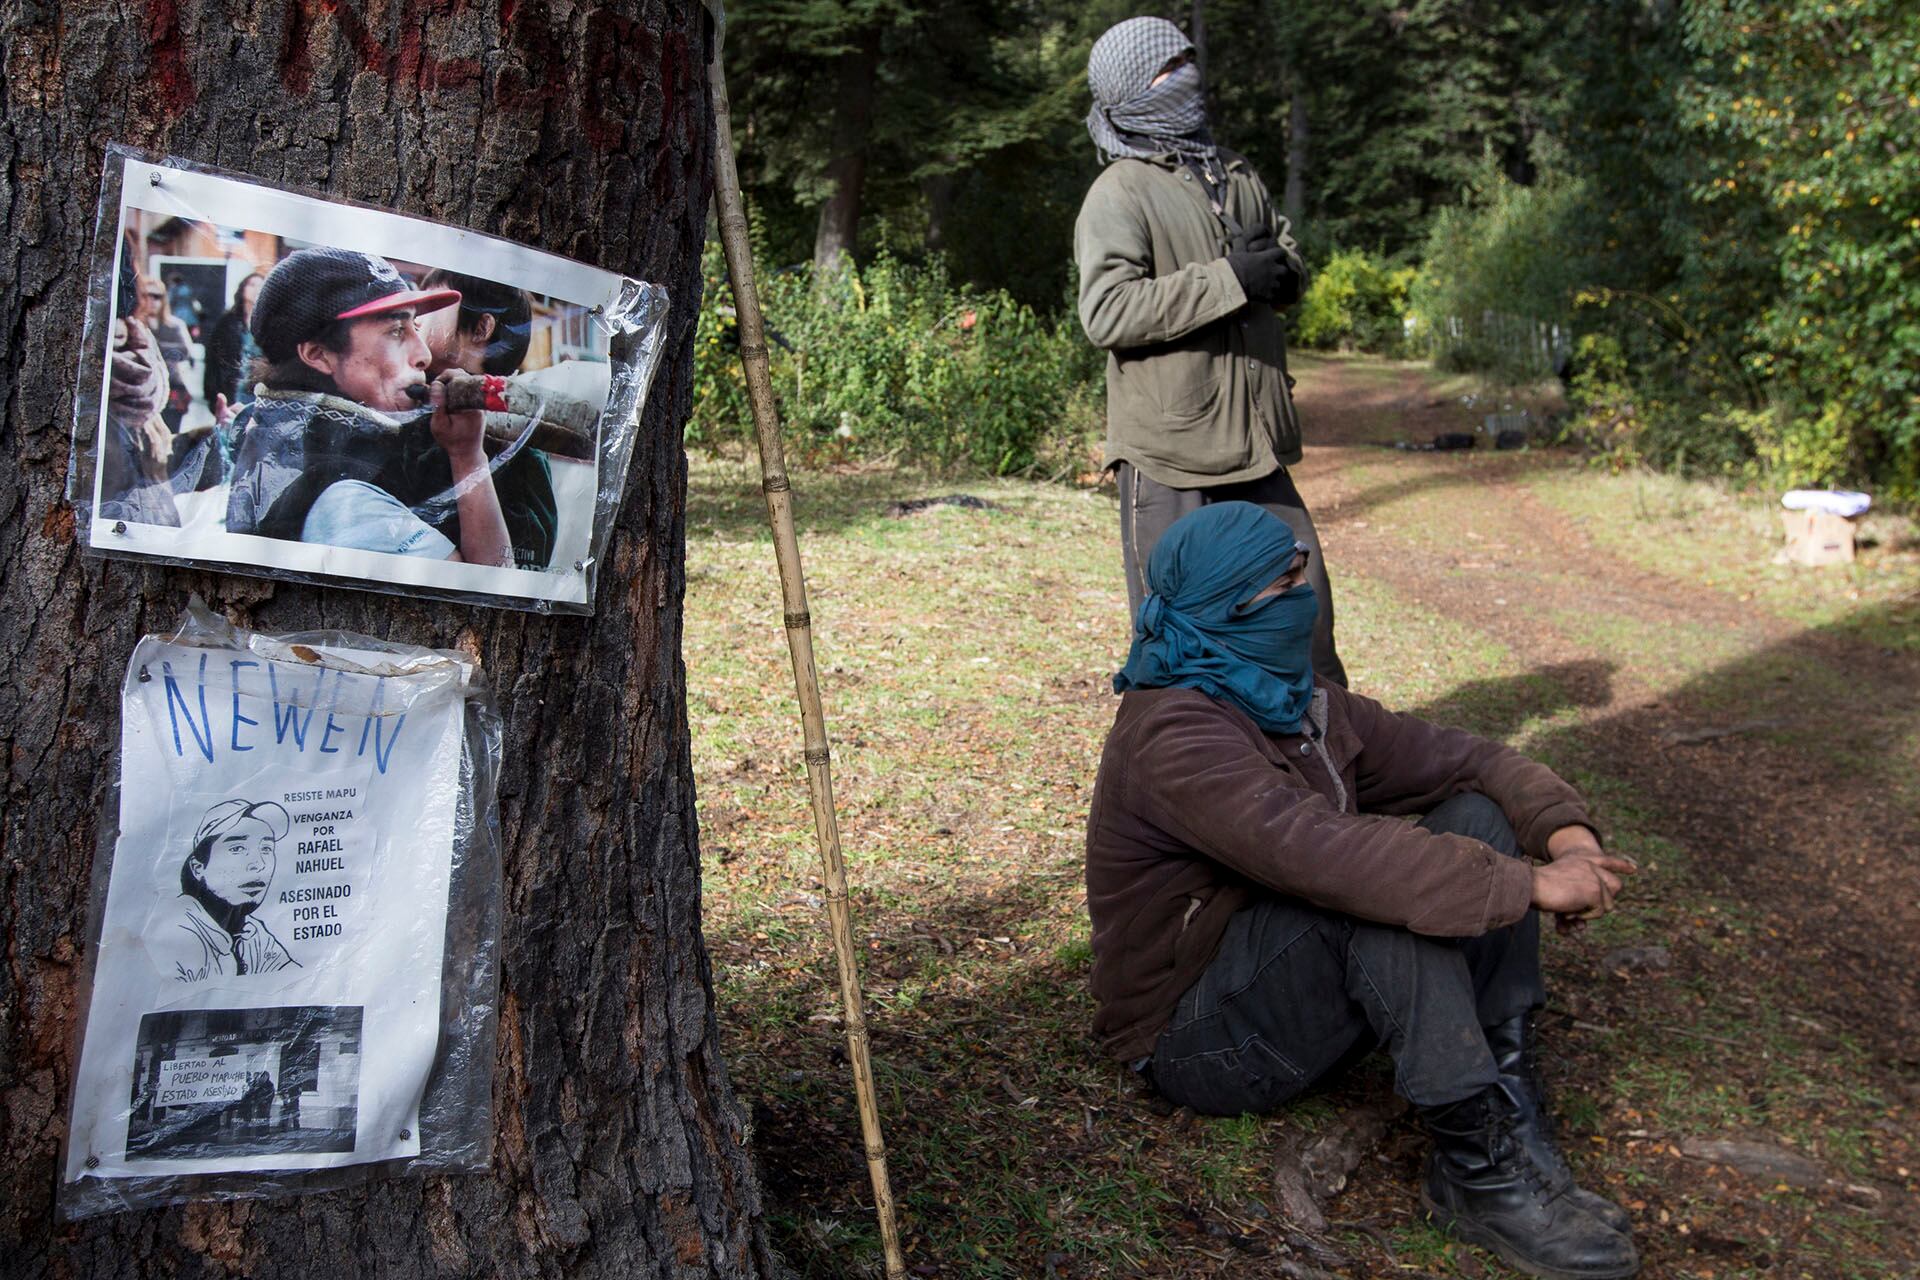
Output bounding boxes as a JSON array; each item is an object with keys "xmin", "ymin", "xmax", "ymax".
[
  {"xmin": 1546, "ymin": 824, "xmax": 1606, "ymax": 861},
  {"xmin": 131, "ymin": 413, "xmax": 173, "ymax": 481},
  {"xmin": 1532, "ymin": 853, "xmax": 1637, "ymax": 921},
  {"xmin": 428, "ymin": 371, "xmax": 487, "ymax": 467},
  {"xmin": 212, "ymin": 392, "xmax": 236, "ymax": 426}
]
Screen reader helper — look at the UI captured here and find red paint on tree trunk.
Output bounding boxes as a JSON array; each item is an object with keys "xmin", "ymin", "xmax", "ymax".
[
  {"xmin": 143, "ymin": 0, "xmax": 198, "ymax": 116},
  {"xmin": 270, "ymin": 0, "xmax": 651, "ymax": 152}
]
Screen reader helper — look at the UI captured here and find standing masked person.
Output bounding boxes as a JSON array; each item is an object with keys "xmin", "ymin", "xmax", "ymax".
[
  {"xmin": 1075, "ymin": 16, "xmax": 1345, "ymax": 687},
  {"xmin": 1085, "ymin": 502, "xmax": 1642, "ymax": 1279}
]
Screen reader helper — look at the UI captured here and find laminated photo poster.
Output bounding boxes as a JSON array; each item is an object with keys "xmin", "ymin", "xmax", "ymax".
[
  {"xmin": 72, "ymin": 146, "xmax": 671, "ymax": 614},
  {"xmin": 66, "ymin": 620, "xmax": 481, "ymax": 1190}
]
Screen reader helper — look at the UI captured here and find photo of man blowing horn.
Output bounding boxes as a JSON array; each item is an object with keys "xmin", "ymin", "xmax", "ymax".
[{"xmin": 223, "ymin": 247, "xmax": 521, "ymax": 566}]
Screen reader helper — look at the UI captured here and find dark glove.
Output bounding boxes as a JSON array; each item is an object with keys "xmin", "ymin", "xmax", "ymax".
[
  {"xmin": 1231, "ymin": 226, "xmax": 1275, "ymax": 256},
  {"xmin": 1225, "ymin": 233, "xmax": 1301, "ymax": 306}
]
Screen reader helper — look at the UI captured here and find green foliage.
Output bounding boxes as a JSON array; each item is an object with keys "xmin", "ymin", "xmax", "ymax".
[
  {"xmin": 1677, "ymin": 0, "xmax": 1920, "ymax": 496},
  {"xmin": 725, "ymin": 0, "xmax": 1106, "ymax": 307},
  {"xmin": 1560, "ymin": 333, "xmax": 1637, "ymax": 459},
  {"xmin": 1558, "ymin": 333, "xmax": 1754, "ymax": 478},
  {"xmin": 728, "ymin": 1, "xmax": 1585, "ymax": 302},
  {"xmin": 1207, "ymin": 0, "xmax": 1576, "ymax": 259},
  {"xmin": 1506, "ymin": 0, "xmax": 1920, "ymax": 495},
  {"xmin": 1387, "ymin": 0, "xmax": 1920, "ymax": 495},
  {"xmin": 1739, "ymin": 401, "xmax": 1858, "ymax": 489},
  {"xmin": 712, "ymin": 0, "xmax": 1920, "ymax": 498},
  {"xmin": 1408, "ymin": 160, "xmax": 1588, "ymax": 381},
  {"xmin": 692, "ymin": 240, "xmax": 1103, "ymax": 475},
  {"xmin": 1294, "ymin": 250, "xmax": 1414, "ymax": 352}
]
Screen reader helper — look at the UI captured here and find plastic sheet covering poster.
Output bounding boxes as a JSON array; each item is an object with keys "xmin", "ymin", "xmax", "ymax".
[
  {"xmin": 66, "ymin": 631, "xmax": 474, "ymax": 1182},
  {"xmin": 73, "ymin": 146, "xmax": 670, "ymax": 613}
]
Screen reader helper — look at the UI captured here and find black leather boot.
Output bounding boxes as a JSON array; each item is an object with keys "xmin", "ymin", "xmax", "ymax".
[
  {"xmin": 1421, "ymin": 1086, "xmax": 1640, "ymax": 1280},
  {"xmin": 1487, "ymin": 1011, "xmax": 1633, "ymax": 1235}
]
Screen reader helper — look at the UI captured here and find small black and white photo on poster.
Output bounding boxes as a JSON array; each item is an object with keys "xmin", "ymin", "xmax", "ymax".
[{"xmin": 127, "ymin": 1006, "xmax": 362, "ymax": 1161}]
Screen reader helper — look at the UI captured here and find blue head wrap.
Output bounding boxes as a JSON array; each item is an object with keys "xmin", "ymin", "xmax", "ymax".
[{"xmin": 1114, "ymin": 502, "xmax": 1318, "ymax": 733}]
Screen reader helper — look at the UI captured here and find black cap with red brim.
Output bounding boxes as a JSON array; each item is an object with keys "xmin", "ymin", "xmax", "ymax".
[{"xmin": 252, "ymin": 246, "xmax": 462, "ymax": 361}]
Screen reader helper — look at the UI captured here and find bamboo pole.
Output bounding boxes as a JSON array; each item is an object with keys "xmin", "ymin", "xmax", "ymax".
[{"xmin": 703, "ymin": 10, "xmax": 908, "ymax": 1279}]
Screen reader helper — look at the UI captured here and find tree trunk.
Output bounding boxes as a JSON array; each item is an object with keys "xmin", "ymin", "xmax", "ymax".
[
  {"xmin": 812, "ymin": 27, "xmax": 883, "ymax": 275},
  {"xmin": 0, "ymin": 3, "xmax": 782, "ymax": 1277},
  {"xmin": 921, "ymin": 170, "xmax": 956, "ymax": 257},
  {"xmin": 1283, "ymin": 72, "xmax": 1309, "ymax": 233},
  {"xmin": 1189, "ymin": 0, "xmax": 1208, "ymax": 86}
]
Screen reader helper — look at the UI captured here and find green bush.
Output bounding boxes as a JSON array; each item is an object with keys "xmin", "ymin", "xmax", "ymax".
[
  {"xmin": 1736, "ymin": 401, "xmax": 1858, "ymax": 490},
  {"xmin": 1558, "ymin": 333, "xmax": 1822, "ymax": 482},
  {"xmin": 1409, "ymin": 165, "xmax": 1589, "ymax": 382},
  {"xmin": 690, "ymin": 241, "xmax": 1103, "ymax": 475},
  {"xmin": 1294, "ymin": 250, "xmax": 1416, "ymax": 353},
  {"xmin": 1676, "ymin": 0, "xmax": 1920, "ymax": 499}
]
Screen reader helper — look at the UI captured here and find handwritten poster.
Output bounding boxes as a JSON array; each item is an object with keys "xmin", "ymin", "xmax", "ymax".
[{"xmin": 65, "ymin": 632, "xmax": 475, "ymax": 1183}]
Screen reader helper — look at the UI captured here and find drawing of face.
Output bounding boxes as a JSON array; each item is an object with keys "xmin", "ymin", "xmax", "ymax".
[{"xmin": 189, "ymin": 816, "xmax": 278, "ymax": 909}]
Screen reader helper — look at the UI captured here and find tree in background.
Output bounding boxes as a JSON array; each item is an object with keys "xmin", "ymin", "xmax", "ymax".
[
  {"xmin": 1491, "ymin": 0, "xmax": 1920, "ymax": 490},
  {"xmin": 702, "ymin": 0, "xmax": 1918, "ymax": 493},
  {"xmin": 0, "ymin": 3, "xmax": 784, "ymax": 1276},
  {"xmin": 1681, "ymin": 0, "xmax": 1920, "ymax": 489},
  {"xmin": 725, "ymin": 0, "xmax": 1151, "ymax": 306},
  {"xmin": 724, "ymin": 0, "xmax": 1578, "ymax": 294},
  {"xmin": 1207, "ymin": 0, "xmax": 1573, "ymax": 259}
]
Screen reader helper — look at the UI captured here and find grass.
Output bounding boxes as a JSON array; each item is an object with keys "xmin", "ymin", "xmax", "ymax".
[
  {"xmin": 1522, "ymin": 467, "xmax": 1920, "ymax": 634},
  {"xmin": 685, "ymin": 354, "xmax": 1920, "ymax": 1277}
]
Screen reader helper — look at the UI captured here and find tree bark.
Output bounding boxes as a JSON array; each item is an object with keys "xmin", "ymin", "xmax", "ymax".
[
  {"xmin": 811, "ymin": 27, "xmax": 883, "ymax": 275},
  {"xmin": 0, "ymin": 2, "xmax": 782, "ymax": 1277}
]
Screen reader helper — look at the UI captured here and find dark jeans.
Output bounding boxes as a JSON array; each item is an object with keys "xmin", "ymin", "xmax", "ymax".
[
  {"xmin": 1116, "ymin": 462, "xmax": 1347, "ymax": 688},
  {"xmin": 1149, "ymin": 793, "xmax": 1543, "ymax": 1114}
]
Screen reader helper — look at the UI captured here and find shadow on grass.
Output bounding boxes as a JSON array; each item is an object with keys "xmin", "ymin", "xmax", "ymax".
[
  {"xmin": 1405, "ymin": 658, "xmax": 1616, "ymax": 741},
  {"xmin": 717, "ymin": 876, "xmax": 1130, "ymax": 1277},
  {"xmin": 716, "ymin": 598, "xmax": 1920, "ymax": 1277},
  {"xmin": 728, "ymin": 870, "xmax": 1419, "ymax": 1279},
  {"xmin": 1414, "ymin": 599, "xmax": 1920, "ymax": 1066}
]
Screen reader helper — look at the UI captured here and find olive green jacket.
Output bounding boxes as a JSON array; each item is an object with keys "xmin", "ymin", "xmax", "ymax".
[{"xmin": 1074, "ymin": 149, "xmax": 1305, "ymax": 487}]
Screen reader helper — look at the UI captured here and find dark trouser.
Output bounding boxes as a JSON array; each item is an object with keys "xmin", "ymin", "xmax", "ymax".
[
  {"xmin": 1116, "ymin": 462, "xmax": 1347, "ymax": 688},
  {"xmin": 1149, "ymin": 793, "xmax": 1543, "ymax": 1114}
]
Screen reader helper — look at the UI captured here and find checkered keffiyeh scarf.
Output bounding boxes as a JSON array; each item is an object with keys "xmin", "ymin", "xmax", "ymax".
[{"xmin": 1085, "ymin": 17, "xmax": 1217, "ymax": 168}]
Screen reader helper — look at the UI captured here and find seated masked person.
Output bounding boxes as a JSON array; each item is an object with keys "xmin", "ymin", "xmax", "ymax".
[
  {"xmin": 1085, "ymin": 502, "xmax": 1641, "ymax": 1280},
  {"xmin": 223, "ymin": 248, "xmax": 515, "ymax": 566}
]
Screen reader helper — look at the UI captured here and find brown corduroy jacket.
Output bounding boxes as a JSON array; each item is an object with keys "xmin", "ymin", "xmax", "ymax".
[{"xmin": 1084, "ymin": 685, "xmax": 1597, "ymax": 1062}]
